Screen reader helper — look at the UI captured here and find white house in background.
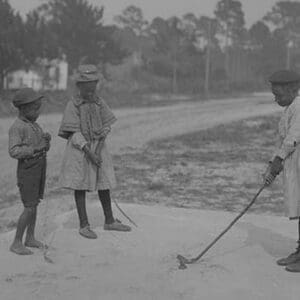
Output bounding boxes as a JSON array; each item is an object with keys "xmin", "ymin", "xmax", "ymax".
[
  {"xmin": 49, "ymin": 58, "xmax": 68, "ymax": 90},
  {"xmin": 4, "ymin": 57, "xmax": 68, "ymax": 91},
  {"xmin": 4, "ymin": 69, "xmax": 43, "ymax": 91}
]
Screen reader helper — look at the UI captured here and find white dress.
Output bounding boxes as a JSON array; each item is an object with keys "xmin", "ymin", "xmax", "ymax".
[
  {"xmin": 58, "ymin": 97, "xmax": 117, "ymax": 192},
  {"xmin": 59, "ymin": 132, "xmax": 116, "ymax": 191},
  {"xmin": 273, "ymin": 96, "xmax": 300, "ymax": 218}
]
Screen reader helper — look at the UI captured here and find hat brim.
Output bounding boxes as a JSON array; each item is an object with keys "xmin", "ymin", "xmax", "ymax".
[
  {"xmin": 76, "ymin": 78, "xmax": 99, "ymax": 83},
  {"xmin": 270, "ymin": 80, "xmax": 300, "ymax": 85},
  {"xmin": 75, "ymin": 75, "xmax": 99, "ymax": 83},
  {"xmin": 13, "ymin": 95, "xmax": 44, "ymax": 108}
]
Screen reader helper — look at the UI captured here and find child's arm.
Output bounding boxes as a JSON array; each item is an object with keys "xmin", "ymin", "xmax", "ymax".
[
  {"xmin": 8, "ymin": 126, "xmax": 46, "ymax": 159},
  {"xmin": 70, "ymin": 132, "xmax": 88, "ymax": 150},
  {"xmin": 100, "ymin": 126, "xmax": 111, "ymax": 138},
  {"xmin": 9, "ymin": 126, "xmax": 34, "ymax": 159},
  {"xmin": 70, "ymin": 132, "xmax": 102, "ymax": 167},
  {"xmin": 82, "ymin": 144, "xmax": 102, "ymax": 167}
]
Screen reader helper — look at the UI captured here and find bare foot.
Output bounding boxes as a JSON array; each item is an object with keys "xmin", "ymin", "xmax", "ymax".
[
  {"xmin": 10, "ymin": 242, "xmax": 33, "ymax": 255},
  {"xmin": 24, "ymin": 238, "xmax": 45, "ymax": 249}
]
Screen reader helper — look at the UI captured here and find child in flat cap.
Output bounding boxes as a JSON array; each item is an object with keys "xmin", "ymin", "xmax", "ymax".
[
  {"xmin": 8, "ymin": 88, "xmax": 51, "ymax": 255},
  {"xmin": 58, "ymin": 65, "xmax": 131, "ymax": 239},
  {"xmin": 263, "ymin": 69, "xmax": 300, "ymax": 272}
]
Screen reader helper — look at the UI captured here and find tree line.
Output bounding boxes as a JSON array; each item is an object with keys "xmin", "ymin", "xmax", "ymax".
[{"xmin": 1, "ymin": 0, "xmax": 300, "ymax": 93}]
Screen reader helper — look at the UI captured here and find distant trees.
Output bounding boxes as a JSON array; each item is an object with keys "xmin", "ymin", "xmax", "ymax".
[
  {"xmin": 249, "ymin": 21, "xmax": 271, "ymax": 47},
  {"xmin": 114, "ymin": 5, "xmax": 150, "ymax": 64},
  {"xmin": 264, "ymin": 1, "xmax": 300, "ymax": 69},
  {"xmin": 214, "ymin": 0, "xmax": 246, "ymax": 46},
  {"xmin": 0, "ymin": 0, "xmax": 127, "ymax": 90},
  {"xmin": 22, "ymin": 10, "xmax": 58, "ymax": 65},
  {"xmin": 214, "ymin": 0, "xmax": 246, "ymax": 86},
  {"xmin": 0, "ymin": 0, "xmax": 300, "ymax": 93},
  {"xmin": 34, "ymin": 0, "xmax": 126, "ymax": 70},
  {"xmin": 114, "ymin": 0, "xmax": 300, "ymax": 93},
  {"xmin": 114, "ymin": 5, "xmax": 148, "ymax": 36},
  {"xmin": 0, "ymin": 0, "xmax": 23, "ymax": 89},
  {"xmin": 264, "ymin": 1, "xmax": 300, "ymax": 34},
  {"xmin": 148, "ymin": 17, "xmax": 184, "ymax": 93}
]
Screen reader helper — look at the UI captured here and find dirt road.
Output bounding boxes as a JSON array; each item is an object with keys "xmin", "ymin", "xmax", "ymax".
[{"xmin": 108, "ymin": 94, "xmax": 280, "ymax": 153}]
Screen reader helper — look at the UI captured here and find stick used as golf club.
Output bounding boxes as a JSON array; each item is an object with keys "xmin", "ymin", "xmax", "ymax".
[{"xmin": 177, "ymin": 184, "xmax": 266, "ymax": 270}]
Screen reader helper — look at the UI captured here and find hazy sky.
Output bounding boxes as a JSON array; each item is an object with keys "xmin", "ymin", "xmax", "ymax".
[{"xmin": 10, "ymin": 0, "xmax": 284, "ymax": 27}]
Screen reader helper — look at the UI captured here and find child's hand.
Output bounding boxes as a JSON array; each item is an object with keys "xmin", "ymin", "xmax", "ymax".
[
  {"xmin": 87, "ymin": 151, "xmax": 102, "ymax": 168},
  {"xmin": 100, "ymin": 127, "xmax": 111, "ymax": 138},
  {"xmin": 264, "ymin": 172, "xmax": 276, "ymax": 186},
  {"xmin": 34, "ymin": 139, "xmax": 48, "ymax": 154},
  {"xmin": 269, "ymin": 156, "xmax": 283, "ymax": 176},
  {"xmin": 43, "ymin": 133, "xmax": 52, "ymax": 141},
  {"xmin": 262, "ymin": 162, "xmax": 277, "ymax": 186},
  {"xmin": 83, "ymin": 145, "xmax": 102, "ymax": 167},
  {"xmin": 44, "ymin": 139, "xmax": 51, "ymax": 152},
  {"xmin": 41, "ymin": 133, "xmax": 51, "ymax": 152}
]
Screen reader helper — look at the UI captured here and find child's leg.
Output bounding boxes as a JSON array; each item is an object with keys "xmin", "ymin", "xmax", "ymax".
[
  {"xmin": 10, "ymin": 207, "xmax": 35, "ymax": 255},
  {"xmin": 98, "ymin": 189, "xmax": 114, "ymax": 224},
  {"xmin": 74, "ymin": 190, "xmax": 89, "ymax": 228},
  {"xmin": 283, "ymin": 218, "xmax": 300, "ymax": 272},
  {"xmin": 277, "ymin": 218, "xmax": 300, "ymax": 266},
  {"xmin": 75, "ymin": 190, "xmax": 97, "ymax": 239},
  {"xmin": 98, "ymin": 190, "xmax": 131, "ymax": 232},
  {"xmin": 24, "ymin": 206, "xmax": 44, "ymax": 248}
]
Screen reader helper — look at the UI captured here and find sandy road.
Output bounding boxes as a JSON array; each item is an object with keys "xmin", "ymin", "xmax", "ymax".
[
  {"xmin": 0, "ymin": 94, "xmax": 280, "ymax": 199},
  {"xmin": 108, "ymin": 94, "xmax": 280, "ymax": 153}
]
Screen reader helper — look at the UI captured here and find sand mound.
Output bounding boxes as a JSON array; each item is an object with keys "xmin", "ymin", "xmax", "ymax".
[{"xmin": 0, "ymin": 204, "xmax": 300, "ymax": 300}]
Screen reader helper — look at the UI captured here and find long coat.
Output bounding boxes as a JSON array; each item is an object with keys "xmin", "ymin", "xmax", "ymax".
[
  {"xmin": 273, "ymin": 96, "xmax": 300, "ymax": 218},
  {"xmin": 58, "ymin": 95, "xmax": 117, "ymax": 191}
]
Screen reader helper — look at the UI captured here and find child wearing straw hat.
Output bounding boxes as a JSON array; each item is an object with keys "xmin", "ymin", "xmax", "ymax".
[{"xmin": 58, "ymin": 64, "xmax": 131, "ymax": 239}]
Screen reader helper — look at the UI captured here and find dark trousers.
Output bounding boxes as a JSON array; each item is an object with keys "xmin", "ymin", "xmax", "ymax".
[{"xmin": 17, "ymin": 156, "xmax": 46, "ymax": 208}]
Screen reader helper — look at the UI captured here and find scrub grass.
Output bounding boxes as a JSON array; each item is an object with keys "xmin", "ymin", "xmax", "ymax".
[{"xmin": 113, "ymin": 114, "xmax": 284, "ymax": 216}]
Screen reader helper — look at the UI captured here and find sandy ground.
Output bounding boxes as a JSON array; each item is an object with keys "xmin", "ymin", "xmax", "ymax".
[
  {"xmin": 1, "ymin": 203, "xmax": 300, "ymax": 300},
  {"xmin": 1, "ymin": 94, "xmax": 292, "ymax": 300}
]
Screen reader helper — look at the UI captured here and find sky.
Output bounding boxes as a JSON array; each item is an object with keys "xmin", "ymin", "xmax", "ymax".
[{"xmin": 9, "ymin": 0, "xmax": 287, "ymax": 28}]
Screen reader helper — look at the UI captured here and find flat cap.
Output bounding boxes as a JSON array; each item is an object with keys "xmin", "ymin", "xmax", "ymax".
[
  {"xmin": 75, "ymin": 64, "xmax": 99, "ymax": 83},
  {"xmin": 269, "ymin": 70, "xmax": 300, "ymax": 84},
  {"xmin": 12, "ymin": 88, "xmax": 44, "ymax": 108}
]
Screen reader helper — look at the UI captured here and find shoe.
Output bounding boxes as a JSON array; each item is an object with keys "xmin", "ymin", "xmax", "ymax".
[
  {"xmin": 79, "ymin": 226, "xmax": 97, "ymax": 239},
  {"xmin": 277, "ymin": 245, "xmax": 300, "ymax": 266},
  {"xmin": 24, "ymin": 238, "xmax": 45, "ymax": 249},
  {"xmin": 10, "ymin": 243, "xmax": 33, "ymax": 255},
  {"xmin": 286, "ymin": 260, "xmax": 300, "ymax": 272},
  {"xmin": 104, "ymin": 219, "xmax": 131, "ymax": 232}
]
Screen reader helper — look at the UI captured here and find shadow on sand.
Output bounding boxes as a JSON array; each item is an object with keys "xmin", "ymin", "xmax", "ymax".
[{"xmin": 238, "ymin": 222, "xmax": 296, "ymax": 258}]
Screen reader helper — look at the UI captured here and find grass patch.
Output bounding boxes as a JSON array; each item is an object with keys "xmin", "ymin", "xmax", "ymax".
[{"xmin": 113, "ymin": 114, "xmax": 284, "ymax": 215}]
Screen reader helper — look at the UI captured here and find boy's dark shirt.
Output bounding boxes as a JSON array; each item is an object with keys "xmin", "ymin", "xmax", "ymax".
[
  {"xmin": 9, "ymin": 116, "xmax": 47, "ymax": 207},
  {"xmin": 8, "ymin": 117, "xmax": 45, "ymax": 160}
]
